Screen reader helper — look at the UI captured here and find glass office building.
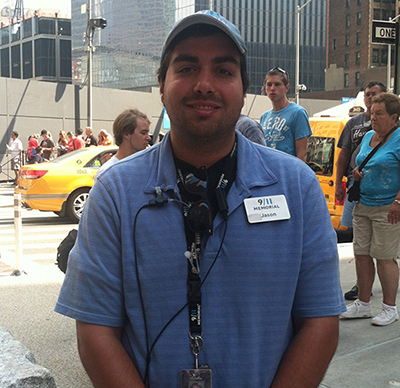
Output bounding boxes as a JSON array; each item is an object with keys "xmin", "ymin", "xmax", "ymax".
[
  {"xmin": 72, "ymin": 0, "xmax": 326, "ymax": 94},
  {"xmin": 0, "ymin": 15, "xmax": 72, "ymax": 82}
]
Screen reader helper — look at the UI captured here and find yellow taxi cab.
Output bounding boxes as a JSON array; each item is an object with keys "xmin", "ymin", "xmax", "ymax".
[
  {"xmin": 15, "ymin": 146, "xmax": 118, "ymax": 222},
  {"xmin": 307, "ymin": 117, "xmax": 348, "ymax": 231}
]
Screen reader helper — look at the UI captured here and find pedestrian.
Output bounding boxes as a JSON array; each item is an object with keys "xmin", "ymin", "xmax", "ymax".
[
  {"xmin": 95, "ymin": 108, "xmax": 151, "ymax": 182},
  {"xmin": 340, "ymin": 92, "xmax": 400, "ymax": 326},
  {"xmin": 85, "ymin": 127, "xmax": 98, "ymax": 147},
  {"xmin": 73, "ymin": 128, "xmax": 85, "ymax": 150},
  {"xmin": 56, "ymin": 10, "xmax": 344, "ymax": 388},
  {"xmin": 98, "ymin": 129, "xmax": 113, "ymax": 146},
  {"xmin": 335, "ymin": 81, "xmax": 386, "ymax": 300},
  {"xmin": 260, "ymin": 67, "xmax": 312, "ymax": 161},
  {"xmin": 33, "ymin": 146, "xmax": 45, "ymax": 163},
  {"xmin": 66, "ymin": 131, "xmax": 75, "ymax": 153},
  {"xmin": 26, "ymin": 136, "xmax": 39, "ymax": 164},
  {"xmin": 39, "ymin": 130, "xmax": 55, "ymax": 161},
  {"xmin": 235, "ymin": 114, "xmax": 266, "ymax": 145},
  {"xmin": 57, "ymin": 131, "xmax": 68, "ymax": 156},
  {"xmin": 6, "ymin": 130, "xmax": 23, "ymax": 184}
]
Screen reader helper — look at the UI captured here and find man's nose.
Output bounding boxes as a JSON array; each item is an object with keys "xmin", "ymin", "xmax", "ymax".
[{"xmin": 194, "ymin": 70, "xmax": 215, "ymax": 94}]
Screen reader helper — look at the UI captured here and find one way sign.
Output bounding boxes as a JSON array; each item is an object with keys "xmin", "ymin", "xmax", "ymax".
[{"xmin": 372, "ymin": 20, "xmax": 397, "ymax": 44}]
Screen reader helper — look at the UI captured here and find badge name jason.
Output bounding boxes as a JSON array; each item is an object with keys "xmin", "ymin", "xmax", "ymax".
[{"xmin": 244, "ymin": 195, "xmax": 291, "ymax": 223}]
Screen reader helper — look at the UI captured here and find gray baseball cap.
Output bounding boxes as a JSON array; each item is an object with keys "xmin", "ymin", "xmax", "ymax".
[{"xmin": 161, "ymin": 10, "xmax": 246, "ymax": 63}]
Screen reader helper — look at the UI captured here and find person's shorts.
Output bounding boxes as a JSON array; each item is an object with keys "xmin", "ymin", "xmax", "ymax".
[
  {"xmin": 353, "ymin": 203, "xmax": 400, "ymax": 260},
  {"xmin": 11, "ymin": 156, "xmax": 21, "ymax": 171}
]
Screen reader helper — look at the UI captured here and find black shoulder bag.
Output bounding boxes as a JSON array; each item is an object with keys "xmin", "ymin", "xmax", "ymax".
[{"xmin": 347, "ymin": 126, "xmax": 397, "ymax": 202}]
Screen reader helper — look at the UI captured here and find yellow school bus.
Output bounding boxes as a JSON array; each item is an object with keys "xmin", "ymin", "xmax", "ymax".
[{"xmin": 307, "ymin": 117, "xmax": 348, "ymax": 230}]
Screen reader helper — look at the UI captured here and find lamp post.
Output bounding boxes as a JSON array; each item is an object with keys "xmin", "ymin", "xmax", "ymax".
[
  {"xmin": 86, "ymin": 0, "xmax": 92, "ymax": 128},
  {"xmin": 85, "ymin": 0, "xmax": 107, "ymax": 128},
  {"xmin": 296, "ymin": 0, "xmax": 313, "ymax": 105},
  {"xmin": 387, "ymin": 14, "xmax": 400, "ymax": 92}
]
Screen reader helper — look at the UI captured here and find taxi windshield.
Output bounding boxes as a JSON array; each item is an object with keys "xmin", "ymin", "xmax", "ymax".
[{"xmin": 306, "ymin": 137, "xmax": 335, "ymax": 176}]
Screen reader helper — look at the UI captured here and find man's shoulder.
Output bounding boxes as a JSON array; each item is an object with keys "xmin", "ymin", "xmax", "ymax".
[{"xmin": 346, "ymin": 113, "xmax": 369, "ymax": 128}]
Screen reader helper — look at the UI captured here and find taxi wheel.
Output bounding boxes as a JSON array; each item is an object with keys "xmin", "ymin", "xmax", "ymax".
[{"xmin": 67, "ymin": 188, "xmax": 90, "ymax": 223}]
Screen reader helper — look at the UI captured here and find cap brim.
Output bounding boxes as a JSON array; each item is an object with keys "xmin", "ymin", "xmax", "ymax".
[{"xmin": 162, "ymin": 13, "xmax": 246, "ymax": 61}]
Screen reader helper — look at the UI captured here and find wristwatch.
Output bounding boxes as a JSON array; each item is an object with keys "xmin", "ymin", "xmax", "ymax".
[{"xmin": 394, "ymin": 200, "xmax": 400, "ymax": 206}]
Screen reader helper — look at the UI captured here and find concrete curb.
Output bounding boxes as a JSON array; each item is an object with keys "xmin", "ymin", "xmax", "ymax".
[{"xmin": 0, "ymin": 325, "xmax": 56, "ymax": 388}]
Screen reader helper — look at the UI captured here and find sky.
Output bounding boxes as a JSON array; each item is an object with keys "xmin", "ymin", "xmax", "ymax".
[{"xmin": 3, "ymin": 0, "xmax": 71, "ymax": 16}]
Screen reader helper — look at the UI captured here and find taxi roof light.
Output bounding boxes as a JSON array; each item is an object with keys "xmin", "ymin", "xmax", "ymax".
[{"xmin": 21, "ymin": 170, "xmax": 48, "ymax": 179}]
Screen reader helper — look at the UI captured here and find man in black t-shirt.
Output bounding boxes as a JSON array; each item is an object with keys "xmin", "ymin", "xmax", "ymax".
[
  {"xmin": 85, "ymin": 127, "xmax": 98, "ymax": 147},
  {"xmin": 40, "ymin": 129, "xmax": 55, "ymax": 160}
]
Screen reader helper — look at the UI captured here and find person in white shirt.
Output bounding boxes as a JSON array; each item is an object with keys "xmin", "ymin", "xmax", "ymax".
[
  {"xmin": 6, "ymin": 131, "xmax": 23, "ymax": 184},
  {"xmin": 95, "ymin": 108, "xmax": 151, "ymax": 182}
]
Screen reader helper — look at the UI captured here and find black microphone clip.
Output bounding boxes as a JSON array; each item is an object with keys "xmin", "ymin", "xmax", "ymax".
[{"xmin": 148, "ymin": 186, "xmax": 168, "ymax": 207}]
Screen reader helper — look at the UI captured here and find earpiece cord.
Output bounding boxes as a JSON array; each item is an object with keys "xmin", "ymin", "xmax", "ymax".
[{"xmin": 134, "ymin": 199, "xmax": 228, "ymax": 387}]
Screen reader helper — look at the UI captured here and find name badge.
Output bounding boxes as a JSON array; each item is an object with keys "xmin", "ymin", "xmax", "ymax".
[{"xmin": 244, "ymin": 195, "xmax": 291, "ymax": 223}]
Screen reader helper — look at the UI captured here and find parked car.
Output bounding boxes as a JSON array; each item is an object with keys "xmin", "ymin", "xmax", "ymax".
[
  {"xmin": 307, "ymin": 116, "xmax": 353, "ymax": 242},
  {"xmin": 15, "ymin": 146, "xmax": 118, "ymax": 222}
]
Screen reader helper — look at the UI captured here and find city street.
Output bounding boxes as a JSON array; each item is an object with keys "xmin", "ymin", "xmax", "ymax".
[
  {"xmin": 0, "ymin": 184, "xmax": 91, "ymax": 388},
  {"xmin": 0, "ymin": 184, "xmax": 400, "ymax": 387}
]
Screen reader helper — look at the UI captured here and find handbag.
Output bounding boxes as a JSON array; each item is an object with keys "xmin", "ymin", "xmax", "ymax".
[{"xmin": 347, "ymin": 126, "xmax": 397, "ymax": 202}]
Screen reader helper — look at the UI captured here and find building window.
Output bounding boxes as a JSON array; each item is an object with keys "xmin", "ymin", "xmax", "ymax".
[
  {"xmin": 381, "ymin": 49, "xmax": 388, "ymax": 64},
  {"xmin": 36, "ymin": 18, "xmax": 56, "ymax": 35},
  {"xmin": 333, "ymin": 39, "xmax": 336, "ymax": 50},
  {"xmin": 23, "ymin": 18, "xmax": 32, "ymax": 39},
  {"xmin": 357, "ymin": 12, "xmax": 362, "ymax": 25},
  {"xmin": 372, "ymin": 48, "xmax": 380, "ymax": 63},
  {"xmin": 357, "ymin": 0, "xmax": 361, "ymax": 5},
  {"xmin": 344, "ymin": 73, "xmax": 349, "ymax": 88},
  {"xmin": 58, "ymin": 20, "xmax": 71, "ymax": 36},
  {"xmin": 356, "ymin": 72, "xmax": 360, "ymax": 86},
  {"xmin": 346, "ymin": 0, "xmax": 350, "ymax": 7},
  {"xmin": 356, "ymin": 51, "xmax": 361, "ymax": 65},
  {"xmin": 1, "ymin": 47, "xmax": 10, "ymax": 77},
  {"xmin": 60, "ymin": 39, "xmax": 72, "ymax": 77},
  {"xmin": 11, "ymin": 44, "xmax": 21, "ymax": 78},
  {"xmin": 22, "ymin": 41, "xmax": 32, "ymax": 79},
  {"xmin": 374, "ymin": 9, "xmax": 380, "ymax": 19},
  {"xmin": 34, "ymin": 38, "xmax": 56, "ymax": 77},
  {"xmin": 345, "ymin": 35, "xmax": 350, "ymax": 46},
  {"xmin": 356, "ymin": 32, "xmax": 361, "ymax": 45},
  {"xmin": 345, "ymin": 54, "xmax": 349, "ymax": 67},
  {"xmin": 382, "ymin": 10, "xmax": 391, "ymax": 20},
  {"xmin": 346, "ymin": 14, "xmax": 350, "ymax": 27},
  {"xmin": 1, "ymin": 27, "xmax": 9, "ymax": 45}
]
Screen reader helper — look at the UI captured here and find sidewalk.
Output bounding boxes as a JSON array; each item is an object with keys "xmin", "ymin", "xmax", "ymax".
[{"xmin": 0, "ymin": 181, "xmax": 399, "ymax": 387}]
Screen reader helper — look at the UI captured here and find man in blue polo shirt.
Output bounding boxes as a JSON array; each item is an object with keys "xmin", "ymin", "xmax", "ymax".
[{"xmin": 56, "ymin": 10, "xmax": 344, "ymax": 388}]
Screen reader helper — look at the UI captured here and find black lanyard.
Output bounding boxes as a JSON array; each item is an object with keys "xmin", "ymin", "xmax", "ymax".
[{"xmin": 175, "ymin": 140, "xmax": 237, "ymax": 351}]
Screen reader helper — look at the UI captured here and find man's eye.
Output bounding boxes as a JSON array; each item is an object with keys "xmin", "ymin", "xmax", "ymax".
[
  {"xmin": 178, "ymin": 67, "xmax": 194, "ymax": 73},
  {"xmin": 218, "ymin": 69, "xmax": 232, "ymax": 75}
]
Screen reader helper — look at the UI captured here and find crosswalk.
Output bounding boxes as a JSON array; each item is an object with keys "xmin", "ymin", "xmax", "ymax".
[{"xmin": 0, "ymin": 192, "xmax": 76, "ymax": 280}]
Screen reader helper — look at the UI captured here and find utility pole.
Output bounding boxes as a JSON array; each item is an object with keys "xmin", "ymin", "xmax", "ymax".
[
  {"xmin": 296, "ymin": 0, "xmax": 313, "ymax": 105},
  {"xmin": 86, "ymin": 0, "xmax": 93, "ymax": 128}
]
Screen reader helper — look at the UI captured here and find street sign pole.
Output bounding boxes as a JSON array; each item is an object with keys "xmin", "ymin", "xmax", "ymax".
[
  {"xmin": 395, "ymin": 22, "xmax": 400, "ymax": 95},
  {"xmin": 372, "ymin": 20, "xmax": 398, "ymax": 93}
]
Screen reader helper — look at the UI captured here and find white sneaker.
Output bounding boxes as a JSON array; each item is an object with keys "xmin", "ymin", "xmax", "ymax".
[
  {"xmin": 371, "ymin": 305, "xmax": 399, "ymax": 326},
  {"xmin": 340, "ymin": 299, "xmax": 372, "ymax": 319}
]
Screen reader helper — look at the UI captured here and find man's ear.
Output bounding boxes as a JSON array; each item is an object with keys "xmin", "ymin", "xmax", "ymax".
[
  {"xmin": 285, "ymin": 84, "xmax": 290, "ymax": 93},
  {"xmin": 159, "ymin": 79, "xmax": 164, "ymax": 105}
]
